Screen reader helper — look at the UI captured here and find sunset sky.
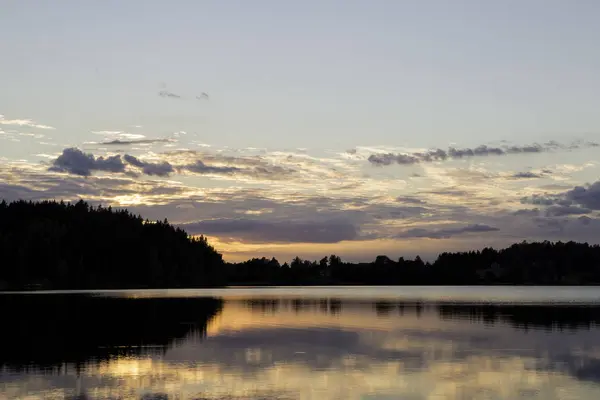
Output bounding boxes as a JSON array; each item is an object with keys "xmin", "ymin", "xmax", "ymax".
[{"xmin": 2, "ymin": 0, "xmax": 600, "ymax": 262}]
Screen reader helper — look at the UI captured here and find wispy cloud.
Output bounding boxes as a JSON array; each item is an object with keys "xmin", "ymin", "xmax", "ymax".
[
  {"xmin": 544, "ymin": 205, "xmax": 591, "ymax": 217},
  {"xmin": 101, "ymin": 138, "xmax": 175, "ymax": 146},
  {"xmin": 184, "ymin": 160, "xmax": 240, "ymax": 175},
  {"xmin": 158, "ymin": 90, "xmax": 182, "ymax": 99},
  {"xmin": 158, "ymin": 87, "xmax": 210, "ymax": 102},
  {"xmin": 395, "ymin": 224, "xmax": 500, "ymax": 239},
  {"xmin": 368, "ymin": 141, "xmax": 594, "ymax": 167},
  {"xmin": 123, "ymin": 155, "xmax": 175, "ymax": 177},
  {"xmin": 509, "ymin": 171, "xmax": 544, "ymax": 179},
  {"xmin": 91, "ymin": 131, "xmax": 146, "ymax": 140},
  {"xmin": 0, "ymin": 115, "xmax": 55, "ymax": 130}
]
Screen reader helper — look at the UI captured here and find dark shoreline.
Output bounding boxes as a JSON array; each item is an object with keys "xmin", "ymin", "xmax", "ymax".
[{"xmin": 3, "ymin": 200, "xmax": 600, "ymax": 289}]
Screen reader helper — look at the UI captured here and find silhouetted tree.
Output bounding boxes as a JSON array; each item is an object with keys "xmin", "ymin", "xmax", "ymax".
[
  {"xmin": 224, "ymin": 241, "xmax": 600, "ymax": 286},
  {"xmin": 0, "ymin": 200, "xmax": 224, "ymax": 289}
]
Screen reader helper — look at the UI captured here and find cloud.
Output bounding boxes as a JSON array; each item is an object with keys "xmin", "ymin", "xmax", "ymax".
[
  {"xmin": 510, "ymin": 172, "xmax": 543, "ymax": 179},
  {"xmin": 0, "ymin": 114, "xmax": 55, "ymax": 130},
  {"xmin": 163, "ymin": 150, "xmax": 298, "ymax": 180},
  {"xmin": 533, "ymin": 217, "xmax": 569, "ymax": 233},
  {"xmin": 368, "ymin": 153, "xmax": 419, "ymax": 166},
  {"xmin": 396, "ymin": 224, "xmax": 499, "ymax": 239},
  {"xmin": 521, "ymin": 194, "xmax": 559, "ymax": 206},
  {"xmin": 48, "ymin": 147, "xmax": 299, "ymax": 181},
  {"xmin": 101, "ymin": 138, "xmax": 174, "ymax": 146},
  {"xmin": 564, "ymin": 182, "xmax": 600, "ymax": 210},
  {"xmin": 49, "ymin": 148, "xmax": 125, "ymax": 176},
  {"xmin": 396, "ymin": 196, "xmax": 426, "ymax": 204},
  {"xmin": 1, "ymin": 165, "xmax": 189, "ymax": 205},
  {"xmin": 158, "ymin": 89, "xmax": 210, "ymax": 102},
  {"xmin": 545, "ymin": 205, "xmax": 591, "ymax": 217},
  {"xmin": 123, "ymin": 155, "xmax": 175, "ymax": 177},
  {"xmin": 513, "ymin": 208, "xmax": 540, "ymax": 217},
  {"xmin": 368, "ymin": 141, "xmax": 593, "ymax": 167},
  {"xmin": 424, "ymin": 188, "xmax": 472, "ymax": 197},
  {"xmin": 366, "ymin": 204, "xmax": 428, "ymax": 220},
  {"xmin": 180, "ymin": 219, "xmax": 359, "ymax": 243},
  {"xmin": 183, "ymin": 160, "xmax": 240, "ymax": 175},
  {"xmin": 522, "ymin": 180, "xmax": 600, "ymax": 212},
  {"xmin": 158, "ymin": 90, "xmax": 182, "ymax": 99},
  {"xmin": 92, "ymin": 131, "xmax": 146, "ymax": 140}
]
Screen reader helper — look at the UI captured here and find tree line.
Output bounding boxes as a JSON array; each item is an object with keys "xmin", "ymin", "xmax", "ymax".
[
  {"xmin": 0, "ymin": 200, "xmax": 224, "ymax": 290},
  {"xmin": 2, "ymin": 199, "xmax": 600, "ymax": 289},
  {"xmin": 226, "ymin": 241, "xmax": 600, "ymax": 285}
]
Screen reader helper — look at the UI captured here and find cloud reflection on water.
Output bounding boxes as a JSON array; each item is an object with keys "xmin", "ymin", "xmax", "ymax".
[{"xmin": 3, "ymin": 290, "xmax": 600, "ymax": 399}]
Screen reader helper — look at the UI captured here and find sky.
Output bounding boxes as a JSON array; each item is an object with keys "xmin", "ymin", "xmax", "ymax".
[{"xmin": 2, "ymin": 0, "xmax": 600, "ymax": 262}]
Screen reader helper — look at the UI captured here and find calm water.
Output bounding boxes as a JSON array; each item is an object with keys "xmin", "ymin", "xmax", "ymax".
[{"xmin": 3, "ymin": 287, "xmax": 600, "ymax": 399}]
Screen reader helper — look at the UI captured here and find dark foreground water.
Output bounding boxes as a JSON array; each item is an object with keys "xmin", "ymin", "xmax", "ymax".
[{"xmin": 3, "ymin": 287, "xmax": 600, "ymax": 399}]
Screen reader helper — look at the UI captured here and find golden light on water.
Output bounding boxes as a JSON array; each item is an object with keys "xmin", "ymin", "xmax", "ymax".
[{"xmin": 4, "ymin": 297, "xmax": 600, "ymax": 399}]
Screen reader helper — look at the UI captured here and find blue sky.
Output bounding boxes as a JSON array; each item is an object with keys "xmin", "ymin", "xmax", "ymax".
[{"xmin": 2, "ymin": 1, "xmax": 600, "ymax": 261}]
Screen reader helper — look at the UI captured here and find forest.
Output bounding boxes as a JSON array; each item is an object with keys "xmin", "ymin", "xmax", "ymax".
[
  {"xmin": 0, "ymin": 200, "xmax": 224, "ymax": 290},
  {"xmin": 2, "ymin": 199, "xmax": 600, "ymax": 289},
  {"xmin": 224, "ymin": 242, "xmax": 600, "ymax": 286}
]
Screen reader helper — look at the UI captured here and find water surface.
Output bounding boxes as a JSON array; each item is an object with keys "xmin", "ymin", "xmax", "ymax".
[{"xmin": 2, "ymin": 286, "xmax": 600, "ymax": 399}]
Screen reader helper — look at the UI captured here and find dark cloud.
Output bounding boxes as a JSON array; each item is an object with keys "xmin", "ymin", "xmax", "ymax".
[
  {"xmin": 396, "ymin": 196, "xmax": 426, "ymax": 205},
  {"xmin": 513, "ymin": 208, "xmax": 540, "ymax": 217},
  {"xmin": 49, "ymin": 148, "xmax": 126, "ymax": 176},
  {"xmin": 545, "ymin": 205, "xmax": 591, "ymax": 217},
  {"xmin": 522, "ymin": 180, "xmax": 600, "ymax": 214},
  {"xmin": 396, "ymin": 224, "xmax": 499, "ymax": 239},
  {"xmin": 158, "ymin": 90, "xmax": 181, "ymax": 99},
  {"xmin": 183, "ymin": 160, "xmax": 240, "ymax": 175},
  {"xmin": 564, "ymin": 182, "xmax": 600, "ymax": 210},
  {"xmin": 101, "ymin": 138, "xmax": 174, "ymax": 145},
  {"xmin": 123, "ymin": 155, "xmax": 175, "ymax": 177},
  {"xmin": 368, "ymin": 153, "xmax": 407, "ymax": 166},
  {"xmin": 504, "ymin": 144, "xmax": 545, "ymax": 153},
  {"xmin": 49, "ymin": 148, "xmax": 296, "ymax": 180},
  {"xmin": 162, "ymin": 150, "xmax": 298, "ymax": 180},
  {"xmin": 510, "ymin": 172, "xmax": 543, "ymax": 179},
  {"xmin": 368, "ymin": 141, "xmax": 593, "ymax": 167},
  {"xmin": 180, "ymin": 219, "xmax": 359, "ymax": 243}
]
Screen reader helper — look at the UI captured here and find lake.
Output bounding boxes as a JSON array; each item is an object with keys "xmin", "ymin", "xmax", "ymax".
[{"xmin": 3, "ymin": 286, "xmax": 600, "ymax": 399}]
